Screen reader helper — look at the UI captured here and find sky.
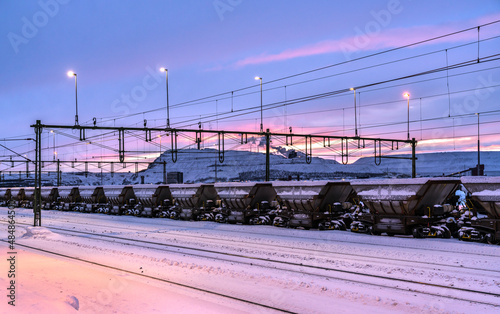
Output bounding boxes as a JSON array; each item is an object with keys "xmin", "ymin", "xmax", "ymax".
[{"xmin": 1, "ymin": 0, "xmax": 500, "ymax": 172}]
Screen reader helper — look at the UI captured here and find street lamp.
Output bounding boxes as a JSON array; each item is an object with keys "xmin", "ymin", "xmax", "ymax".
[
  {"xmin": 50, "ymin": 130, "xmax": 55, "ymax": 161},
  {"xmin": 160, "ymin": 67, "xmax": 170, "ymax": 128},
  {"xmin": 403, "ymin": 92, "xmax": 410, "ymax": 140},
  {"xmin": 255, "ymin": 76, "xmax": 263, "ymax": 132},
  {"xmin": 350, "ymin": 88, "xmax": 357, "ymax": 137},
  {"xmin": 67, "ymin": 71, "xmax": 78, "ymax": 125}
]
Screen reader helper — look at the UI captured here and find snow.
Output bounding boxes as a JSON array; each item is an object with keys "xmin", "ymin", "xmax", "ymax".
[
  {"xmin": 474, "ymin": 189, "xmax": 500, "ymax": 197},
  {"xmin": 169, "ymin": 183, "xmax": 204, "ymax": 198},
  {"xmin": 272, "ymin": 180, "xmax": 332, "ymax": 187},
  {"xmin": 459, "ymin": 177, "xmax": 500, "ymax": 216},
  {"xmin": 353, "ymin": 151, "xmax": 500, "ymax": 177},
  {"xmin": 132, "ymin": 186, "xmax": 159, "ymax": 198},
  {"xmin": 357, "ymin": 189, "xmax": 417, "ymax": 198},
  {"xmin": 4, "ymin": 150, "xmax": 500, "ymax": 186},
  {"xmin": 351, "ymin": 178, "xmax": 425, "ymax": 201},
  {"xmin": 2, "ymin": 207, "xmax": 500, "ymax": 313},
  {"xmin": 214, "ymin": 182, "xmax": 257, "ymax": 197},
  {"xmin": 272, "ymin": 181, "xmax": 326, "ymax": 199},
  {"xmin": 0, "ymin": 246, "xmax": 246, "ymax": 314},
  {"xmin": 461, "ymin": 176, "xmax": 500, "ymax": 184},
  {"xmin": 460, "ymin": 176, "xmax": 500, "ymax": 201}
]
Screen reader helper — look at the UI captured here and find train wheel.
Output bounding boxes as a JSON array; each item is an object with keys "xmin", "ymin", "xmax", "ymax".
[
  {"xmin": 338, "ymin": 221, "xmax": 347, "ymax": 231},
  {"xmin": 370, "ymin": 227, "xmax": 381, "ymax": 236},
  {"xmin": 412, "ymin": 227, "xmax": 424, "ymax": 239},
  {"xmin": 486, "ymin": 234, "xmax": 498, "ymax": 245},
  {"xmin": 441, "ymin": 227, "xmax": 451, "ymax": 239}
]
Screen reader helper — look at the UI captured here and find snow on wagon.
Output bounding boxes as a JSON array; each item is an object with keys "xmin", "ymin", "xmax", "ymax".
[
  {"xmin": 273, "ymin": 180, "xmax": 356, "ymax": 230},
  {"xmin": 459, "ymin": 176, "xmax": 500, "ymax": 244},
  {"xmin": 351, "ymin": 177, "xmax": 460, "ymax": 238}
]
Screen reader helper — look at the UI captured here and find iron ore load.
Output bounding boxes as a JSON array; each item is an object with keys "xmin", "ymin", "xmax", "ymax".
[{"xmin": 3, "ymin": 176, "xmax": 499, "ymax": 244}]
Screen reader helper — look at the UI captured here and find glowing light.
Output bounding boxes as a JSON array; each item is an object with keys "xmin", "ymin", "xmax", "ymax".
[
  {"xmin": 254, "ymin": 76, "xmax": 261, "ymax": 80},
  {"xmin": 67, "ymin": 70, "xmax": 75, "ymax": 77},
  {"xmin": 159, "ymin": 67, "xmax": 167, "ymax": 72},
  {"xmin": 403, "ymin": 92, "xmax": 410, "ymax": 98}
]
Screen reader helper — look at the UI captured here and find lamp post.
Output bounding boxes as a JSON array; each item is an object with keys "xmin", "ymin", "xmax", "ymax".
[
  {"xmin": 403, "ymin": 92, "xmax": 410, "ymax": 140},
  {"xmin": 255, "ymin": 76, "xmax": 263, "ymax": 132},
  {"xmin": 350, "ymin": 88, "xmax": 357, "ymax": 137},
  {"xmin": 50, "ymin": 130, "xmax": 55, "ymax": 161},
  {"xmin": 67, "ymin": 71, "xmax": 78, "ymax": 125},
  {"xmin": 476, "ymin": 113, "xmax": 481, "ymax": 176},
  {"xmin": 160, "ymin": 67, "xmax": 170, "ymax": 128}
]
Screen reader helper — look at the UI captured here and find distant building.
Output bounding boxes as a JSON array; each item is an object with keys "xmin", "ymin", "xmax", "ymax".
[{"xmin": 167, "ymin": 172, "xmax": 183, "ymax": 184}]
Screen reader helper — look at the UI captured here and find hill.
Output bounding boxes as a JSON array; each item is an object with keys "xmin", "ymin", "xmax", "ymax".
[{"xmin": 3, "ymin": 150, "xmax": 498, "ymax": 186}]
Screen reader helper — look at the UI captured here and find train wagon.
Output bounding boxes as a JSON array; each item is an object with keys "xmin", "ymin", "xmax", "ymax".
[
  {"xmin": 73, "ymin": 186, "xmax": 98, "ymax": 213},
  {"xmin": 9, "ymin": 187, "xmax": 25, "ymax": 208},
  {"xmin": 91, "ymin": 187, "xmax": 109, "ymax": 213},
  {"xmin": 40, "ymin": 187, "xmax": 58, "ymax": 210},
  {"xmin": 459, "ymin": 176, "xmax": 500, "ymax": 244},
  {"xmin": 351, "ymin": 178, "xmax": 460, "ymax": 238},
  {"xmin": 101, "ymin": 185, "xmax": 136, "ymax": 215},
  {"xmin": 130, "ymin": 185, "xmax": 172, "ymax": 217},
  {"xmin": 0, "ymin": 188, "xmax": 11, "ymax": 207},
  {"xmin": 273, "ymin": 181, "xmax": 356, "ymax": 230},
  {"xmin": 214, "ymin": 182, "xmax": 276, "ymax": 224},
  {"xmin": 170, "ymin": 184, "xmax": 218, "ymax": 220},
  {"xmin": 54, "ymin": 186, "xmax": 78, "ymax": 211},
  {"xmin": 22, "ymin": 187, "xmax": 35, "ymax": 208}
]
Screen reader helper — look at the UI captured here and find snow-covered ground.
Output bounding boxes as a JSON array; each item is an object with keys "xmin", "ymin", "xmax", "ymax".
[{"xmin": 1, "ymin": 207, "xmax": 499, "ymax": 313}]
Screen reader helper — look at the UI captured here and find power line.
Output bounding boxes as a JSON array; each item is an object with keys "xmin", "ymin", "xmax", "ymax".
[
  {"xmin": 94, "ymin": 21, "xmax": 500, "ymax": 125},
  {"xmin": 173, "ymin": 55, "xmax": 500, "ymax": 128}
]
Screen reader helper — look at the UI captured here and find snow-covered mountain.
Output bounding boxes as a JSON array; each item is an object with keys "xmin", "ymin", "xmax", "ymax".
[
  {"xmin": 131, "ymin": 148, "xmax": 387, "ymax": 184},
  {"xmin": 353, "ymin": 151, "xmax": 500, "ymax": 177},
  {"xmin": 3, "ymin": 149, "xmax": 499, "ymax": 186},
  {"xmin": 130, "ymin": 149, "xmax": 499, "ymax": 184}
]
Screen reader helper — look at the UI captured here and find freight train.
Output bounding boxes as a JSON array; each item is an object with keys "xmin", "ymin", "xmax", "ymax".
[{"xmin": 1, "ymin": 177, "xmax": 498, "ymax": 244}]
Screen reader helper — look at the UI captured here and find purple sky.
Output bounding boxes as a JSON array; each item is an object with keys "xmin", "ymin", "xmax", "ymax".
[{"xmin": 1, "ymin": 0, "xmax": 500, "ymax": 169}]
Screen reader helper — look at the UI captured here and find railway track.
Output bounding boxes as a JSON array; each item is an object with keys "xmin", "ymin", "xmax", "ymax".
[
  {"xmin": 0, "ymin": 240, "xmax": 295, "ymax": 314},
  {"xmin": 21, "ymin": 221, "xmax": 500, "ymax": 277},
  {"xmin": 7, "ymin": 208, "xmax": 500, "ymax": 258},
  {"xmin": 4, "ymin": 221, "xmax": 500, "ymax": 307}
]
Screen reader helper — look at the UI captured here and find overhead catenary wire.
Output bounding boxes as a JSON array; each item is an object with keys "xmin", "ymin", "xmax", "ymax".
[
  {"xmin": 93, "ymin": 22, "xmax": 500, "ymax": 125},
  {"xmin": 3, "ymin": 21, "xmax": 500, "ymax": 172},
  {"xmin": 7, "ymin": 69, "xmax": 500, "ymax": 163},
  {"xmin": 172, "ymin": 55, "xmax": 500, "ymax": 129}
]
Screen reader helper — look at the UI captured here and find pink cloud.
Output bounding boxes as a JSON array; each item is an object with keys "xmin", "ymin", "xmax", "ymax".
[{"xmin": 231, "ymin": 13, "xmax": 500, "ymax": 68}]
